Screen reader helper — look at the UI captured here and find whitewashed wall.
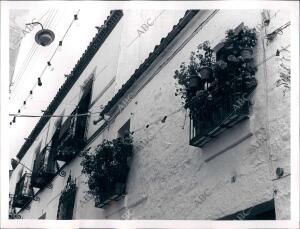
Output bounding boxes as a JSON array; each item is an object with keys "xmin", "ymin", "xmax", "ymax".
[{"xmin": 11, "ymin": 9, "xmax": 290, "ymax": 220}]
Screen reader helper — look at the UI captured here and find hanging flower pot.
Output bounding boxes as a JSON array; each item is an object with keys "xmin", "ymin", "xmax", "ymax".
[
  {"xmin": 189, "ymin": 75, "xmax": 202, "ymax": 89},
  {"xmin": 199, "ymin": 67, "xmax": 213, "ymax": 82},
  {"xmin": 224, "ymin": 44, "xmax": 240, "ymax": 55},
  {"xmin": 240, "ymin": 47, "xmax": 253, "ymax": 60},
  {"xmin": 244, "ymin": 76, "xmax": 257, "ymax": 91}
]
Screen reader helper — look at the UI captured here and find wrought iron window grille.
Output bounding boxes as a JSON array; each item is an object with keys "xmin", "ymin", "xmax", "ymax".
[
  {"xmin": 12, "ymin": 173, "xmax": 34, "ymax": 209},
  {"xmin": 31, "ymin": 144, "xmax": 59, "ymax": 188},
  {"xmin": 189, "ymin": 27, "xmax": 258, "ymax": 147},
  {"xmin": 56, "ymin": 175, "xmax": 77, "ymax": 220}
]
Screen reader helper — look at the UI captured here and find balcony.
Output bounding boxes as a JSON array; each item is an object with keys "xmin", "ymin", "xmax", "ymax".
[
  {"xmin": 12, "ymin": 173, "xmax": 34, "ymax": 208},
  {"xmin": 80, "ymin": 134, "xmax": 133, "ymax": 208},
  {"xmin": 190, "ymin": 78, "xmax": 257, "ymax": 147},
  {"xmin": 31, "ymin": 145, "xmax": 58, "ymax": 188},
  {"xmin": 55, "ymin": 110, "xmax": 87, "ymax": 162}
]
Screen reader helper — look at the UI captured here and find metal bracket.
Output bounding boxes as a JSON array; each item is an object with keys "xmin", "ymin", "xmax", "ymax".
[
  {"xmin": 25, "ymin": 21, "xmax": 44, "ymax": 30},
  {"xmin": 33, "ymin": 196, "xmax": 40, "ymax": 201},
  {"xmin": 9, "ymin": 193, "xmax": 15, "ymax": 198},
  {"xmin": 59, "ymin": 170, "xmax": 66, "ymax": 177}
]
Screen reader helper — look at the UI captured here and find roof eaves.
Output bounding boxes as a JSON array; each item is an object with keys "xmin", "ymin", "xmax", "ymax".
[{"xmin": 100, "ymin": 10, "xmax": 199, "ymax": 116}]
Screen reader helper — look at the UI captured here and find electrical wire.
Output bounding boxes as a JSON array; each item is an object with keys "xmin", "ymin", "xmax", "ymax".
[
  {"xmin": 262, "ymin": 18, "xmax": 279, "ymax": 199},
  {"xmin": 12, "ymin": 9, "xmax": 58, "ymax": 95},
  {"xmin": 10, "ymin": 10, "xmax": 55, "ymax": 94},
  {"xmin": 9, "ymin": 111, "xmax": 101, "ymax": 118},
  {"xmin": 10, "ymin": 9, "xmax": 80, "ymax": 124},
  {"xmin": 11, "ymin": 9, "xmax": 54, "ymax": 91}
]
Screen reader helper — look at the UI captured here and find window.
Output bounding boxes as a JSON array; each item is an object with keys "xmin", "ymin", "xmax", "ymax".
[
  {"xmin": 93, "ymin": 120, "xmax": 132, "ymax": 208},
  {"xmin": 189, "ymin": 23, "xmax": 257, "ymax": 147},
  {"xmin": 12, "ymin": 173, "xmax": 34, "ymax": 208},
  {"xmin": 31, "ymin": 144, "xmax": 58, "ymax": 188},
  {"xmin": 55, "ymin": 78, "xmax": 93, "ymax": 162},
  {"xmin": 219, "ymin": 199, "xmax": 276, "ymax": 220},
  {"xmin": 77, "ymin": 76, "xmax": 93, "ymax": 140},
  {"xmin": 51, "ymin": 118, "xmax": 62, "ymax": 158},
  {"xmin": 57, "ymin": 175, "xmax": 77, "ymax": 219},
  {"xmin": 32, "ymin": 142, "xmax": 42, "ymax": 167}
]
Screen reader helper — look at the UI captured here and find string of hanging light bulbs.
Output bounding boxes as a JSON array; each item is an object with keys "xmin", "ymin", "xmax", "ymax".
[{"xmin": 10, "ymin": 10, "xmax": 80, "ymax": 126}]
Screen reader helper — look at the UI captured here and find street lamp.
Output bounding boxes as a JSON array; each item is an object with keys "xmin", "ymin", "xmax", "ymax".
[{"xmin": 26, "ymin": 22, "xmax": 55, "ymax": 46}]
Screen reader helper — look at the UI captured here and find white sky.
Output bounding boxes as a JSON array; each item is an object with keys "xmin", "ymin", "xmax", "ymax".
[{"xmin": 9, "ymin": 6, "xmax": 112, "ymax": 159}]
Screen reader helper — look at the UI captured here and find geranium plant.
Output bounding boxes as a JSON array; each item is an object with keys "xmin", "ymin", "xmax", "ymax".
[
  {"xmin": 173, "ymin": 26, "xmax": 258, "ymax": 134},
  {"xmin": 174, "ymin": 41, "xmax": 216, "ymax": 112},
  {"xmin": 81, "ymin": 134, "xmax": 133, "ymax": 207},
  {"xmin": 224, "ymin": 27, "xmax": 257, "ymax": 59}
]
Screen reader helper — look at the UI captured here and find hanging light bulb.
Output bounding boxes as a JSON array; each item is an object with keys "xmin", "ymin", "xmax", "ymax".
[
  {"xmin": 47, "ymin": 61, "xmax": 54, "ymax": 71},
  {"xmin": 29, "ymin": 90, "xmax": 33, "ymax": 99},
  {"xmin": 18, "ymin": 109, "xmax": 20, "ymax": 113},
  {"xmin": 74, "ymin": 14, "xmax": 79, "ymax": 27},
  {"xmin": 57, "ymin": 40, "xmax": 63, "ymax": 52},
  {"xmin": 38, "ymin": 77, "xmax": 42, "ymax": 86},
  {"xmin": 23, "ymin": 100, "xmax": 27, "ymax": 109},
  {"xmin": 12, "ymin": 116, "xmax": 16, "ymax": 123},
  {"xmin": 10, "ymin": 122, "xmax": 12, "ymax": 126},
  {"xmin": 103, "ymin": 114, "xmax": 110, "ymax": 121}
]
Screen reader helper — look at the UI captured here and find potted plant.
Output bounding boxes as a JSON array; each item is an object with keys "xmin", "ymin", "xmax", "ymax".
[
  {"xmin": 195, "ymin": 41, "xmax": 215, "ymax": 82},
  {"xmin": 223, "ymin": 29, "xmax": 241, "ymax": 55},
  {"xmin": 213, "ymin": 59, "xmax": 228, "ymax": 81},
  {"xmin": 238, "ymin": 27, "xmax": 257, "ymax": 59},
  {"xmin": 224, "ymin": 27, "xmax": 257, "ymax": 60},
  {"xmin": 174, "ymin": 41, "xmax": 216, "ymax": 110},
  {"xmin": 80, "ymin": 134, "xmax": 133, "ymax": 207}
]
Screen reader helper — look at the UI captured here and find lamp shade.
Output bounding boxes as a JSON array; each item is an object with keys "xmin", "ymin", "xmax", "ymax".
[{"xmin": 35, "ymin": 29, "xmax": 55, "ymax": 46}]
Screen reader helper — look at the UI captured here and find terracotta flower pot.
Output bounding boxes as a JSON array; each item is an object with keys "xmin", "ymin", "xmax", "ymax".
[
  {"xmin": 189, "ymin": 75, "xmax": 202, "ymax": 89},
  {"xmin": 240, "ymin": 48, "xmax": 253, "ymax": 60},
  {"xmin": 225, "ymin": 44, "xmax": 240, "ymax": 55},
  {"xmin": 199, "ymin": 67, "xmax": 213, "ymax": 82}
]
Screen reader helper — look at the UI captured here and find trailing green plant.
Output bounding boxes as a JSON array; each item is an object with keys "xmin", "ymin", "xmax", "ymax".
[
  {"xmin": 276, "ymin": 62, "xmax": 290, "ymax": 96},
  {"xmin": 80, "ymin": 134, "xmax": 133, "ymax": 206}
]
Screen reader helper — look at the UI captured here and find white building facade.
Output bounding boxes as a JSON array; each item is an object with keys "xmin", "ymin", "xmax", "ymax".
[{"xmin": 9, "ymin": 9, "xmax": 291, "ymax": 220}]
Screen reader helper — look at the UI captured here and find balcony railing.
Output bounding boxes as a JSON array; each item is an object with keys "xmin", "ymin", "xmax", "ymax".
[
  {"xmin": 190, "ymin": 78, "xmax": 257, "ymax": 147},
  {"xmin": 95, "ymin": 182, "xmax": 127, "ymax": 208},
  {"xmin": 31, "ymin": 145, "xmax": 58, "ymax": 188},
  {"xmin": 12, "ymin": 173, "xmax": 34, "ymax": 208},
  {"xmin": 55, "ymin": 110, "xmax": 87, "ymax": 162}
]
